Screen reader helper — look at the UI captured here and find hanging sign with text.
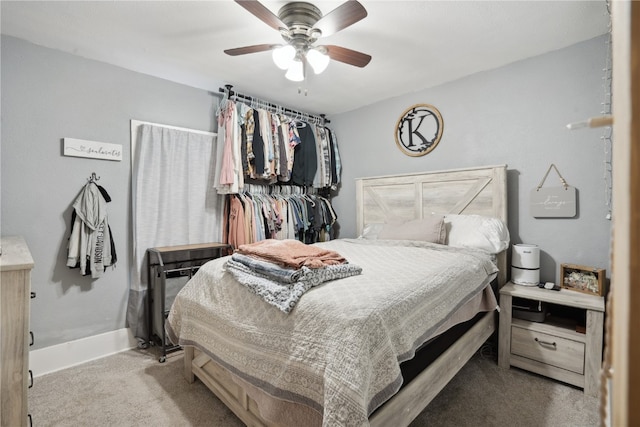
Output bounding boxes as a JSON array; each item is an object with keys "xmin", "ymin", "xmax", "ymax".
[
  {"xmin": 63, "ymin": 138, "xmax": 122, "ymax": 161},
  {"xmin": 530, "ymin": 186, "xmax": 577, "ymax": 218}
]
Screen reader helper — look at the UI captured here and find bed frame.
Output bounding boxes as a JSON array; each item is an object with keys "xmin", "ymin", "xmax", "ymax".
[{"xmin": 183, "ymin": 164, "xmax": 508, "ymax": 426}]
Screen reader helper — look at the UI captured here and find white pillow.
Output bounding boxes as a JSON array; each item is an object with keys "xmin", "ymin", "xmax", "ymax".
[
  {"xmin": 359, "ymin": 223, "xmax": 384, "ymax": 240},
  {"xmin": 444, "ymin": 214, "xmax": 510, "ymax": 254}
]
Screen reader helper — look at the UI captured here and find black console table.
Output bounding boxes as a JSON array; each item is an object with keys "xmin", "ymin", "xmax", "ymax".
[{"xmin": 146, "ymin": 242, "xmax": 231, "ymax": 362}]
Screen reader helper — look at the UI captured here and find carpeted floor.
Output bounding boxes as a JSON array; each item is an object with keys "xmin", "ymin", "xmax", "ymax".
[{"xmin": 29, "ymin": 345, "xmax": 600, "ymax": 426}]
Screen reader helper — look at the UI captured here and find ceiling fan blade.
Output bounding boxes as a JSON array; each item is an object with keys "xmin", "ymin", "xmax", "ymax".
[
  {"xmin": 314, "ymin": 1, "xmax": 367, "ymax": 37},
  {"xmin": 323, "ymin": 45, "xmax": 371, "ymax": 68},
  {"xmin": 224, "ymin": 44, "xmax": 278, "ymax": 56},
  {"xmin": 235, "ymin": 0, "xmax": 287, "ymax": 31}
]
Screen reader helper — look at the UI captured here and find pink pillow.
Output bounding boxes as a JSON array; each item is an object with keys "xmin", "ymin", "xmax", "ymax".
[{"xmin": 377, "ymin": 216, "xmax": 446, "ymax": 244}]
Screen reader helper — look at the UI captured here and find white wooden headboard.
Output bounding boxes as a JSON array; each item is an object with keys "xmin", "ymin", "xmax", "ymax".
[{"xmin": 355, "ymin": 164, "xmax": 508, "ymax": 285}]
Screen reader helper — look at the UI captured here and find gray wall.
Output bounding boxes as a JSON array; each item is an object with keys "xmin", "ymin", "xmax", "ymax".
[
  {"xmin": 1, "ymin": 34, "xmax": 611, "ymax": 349},
  {"xmin": 1, "ymin": 36, "xmax": 221, "ymax": 349},
  {"xmin": 330, "ymin": 35, "xmax": 611, "ymax": 285}
]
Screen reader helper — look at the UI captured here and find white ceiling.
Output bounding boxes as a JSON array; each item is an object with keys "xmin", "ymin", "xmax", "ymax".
[{"xmin": 1, "ymin": 1, "xmax": 610, "ymax": 116}]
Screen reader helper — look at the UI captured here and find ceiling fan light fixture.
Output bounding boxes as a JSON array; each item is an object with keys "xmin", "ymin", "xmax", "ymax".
[
  {"xmin": 285, "ymin": 58, "xmax": 305, "ymax": 82},
  {"xmin": 272, "ymin": 45, "xmax": 296, "ymax": 70},
  {"xmin": 227, "ymin": 0, "xmax": 371, "ymax": 81},
  {"xmin": 306, "ymin": 47, "xmax": 330, "ymax": 74}
]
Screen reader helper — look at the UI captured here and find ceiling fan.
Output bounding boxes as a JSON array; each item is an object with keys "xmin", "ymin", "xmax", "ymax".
[{"xmin": 224, "ymin": 0, "xmax": 372, "ymax": 81}]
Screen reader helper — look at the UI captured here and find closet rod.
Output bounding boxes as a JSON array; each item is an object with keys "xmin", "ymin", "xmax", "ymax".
[{"xmin": 219, "ymin": 85, "xmax": 329, "ymax": 126}]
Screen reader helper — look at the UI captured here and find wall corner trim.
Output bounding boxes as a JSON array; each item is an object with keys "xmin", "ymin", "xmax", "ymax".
[{"xmin": 29, "ymin": 328, "xmax": 138, "ymax": 377}]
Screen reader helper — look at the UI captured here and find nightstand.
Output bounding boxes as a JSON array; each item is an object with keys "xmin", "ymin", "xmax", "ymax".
[{"xmin": 498, "ymin": 282, "xmax": 605, "ymax": 396}]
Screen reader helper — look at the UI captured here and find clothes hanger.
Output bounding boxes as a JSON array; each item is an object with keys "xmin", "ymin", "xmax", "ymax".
[{"xmin": 216, "ymin": 90, "xmax": 230, "ymax": 118}]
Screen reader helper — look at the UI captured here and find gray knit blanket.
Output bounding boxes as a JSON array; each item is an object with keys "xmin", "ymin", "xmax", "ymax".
[{"xmin": 225, "ymin": 253, "xmax": 362, "ymax": 313}]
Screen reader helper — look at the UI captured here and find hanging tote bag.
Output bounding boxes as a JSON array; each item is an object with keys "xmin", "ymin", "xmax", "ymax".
[{"xmin": 529, "ymin": 164, "xmax": 577, "ymax": 218}]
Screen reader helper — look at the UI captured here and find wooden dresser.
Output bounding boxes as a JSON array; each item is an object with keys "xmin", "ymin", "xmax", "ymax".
[{"xmin": 1, "ymin": 236, "xmax": 34, "ymax": 426}]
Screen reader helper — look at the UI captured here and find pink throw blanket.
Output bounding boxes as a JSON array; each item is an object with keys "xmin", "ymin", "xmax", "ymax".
[{"xmin": 236, "ymin": 239, "xmax": 346, "ymax": 269}]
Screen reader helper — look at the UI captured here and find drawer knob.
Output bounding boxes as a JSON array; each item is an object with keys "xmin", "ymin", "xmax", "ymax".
[{"xmin": 535, "ymin": 337, "xmax": 557, "ymax": 348}]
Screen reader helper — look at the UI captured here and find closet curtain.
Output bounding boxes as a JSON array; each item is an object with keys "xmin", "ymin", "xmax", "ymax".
[{"xmin": 127, "ymin": 123, "xmax": 221, "ymax": 341}]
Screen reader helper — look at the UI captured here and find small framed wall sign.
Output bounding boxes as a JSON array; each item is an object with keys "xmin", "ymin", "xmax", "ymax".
[
  {"xmin": 395, "ymin": 104, "xmax": 443, "ymax": 157},
  {"xmin": 63, "ymin": 138, "xmax": 123, "ymax": 161}
]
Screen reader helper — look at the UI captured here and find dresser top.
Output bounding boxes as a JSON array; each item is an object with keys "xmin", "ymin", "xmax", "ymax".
[
  {"xmin": 501, "ymin": 281, "xmax": 605, "ymax": 312},
  {"xmin": 0, "ymin": 236, "xmax": 34, "ymax": 271}
]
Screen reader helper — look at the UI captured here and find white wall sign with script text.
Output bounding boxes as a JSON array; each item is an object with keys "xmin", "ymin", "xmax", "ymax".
[
  {"xmin": 530, "ymin": 163, "xmax": 577, "ymax": 218},
  {"xmin": 63, "ymin": 138, "xmax": 123, "ymax": 161},
  {"xmin": 530, "ymin": 186, "xmax": 577, "ymax": 218}
]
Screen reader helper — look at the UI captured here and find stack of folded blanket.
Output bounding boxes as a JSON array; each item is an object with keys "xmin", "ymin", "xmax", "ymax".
[{"xmin": 225, "ymin": 239, "xmax": 362, "ymax": 313}]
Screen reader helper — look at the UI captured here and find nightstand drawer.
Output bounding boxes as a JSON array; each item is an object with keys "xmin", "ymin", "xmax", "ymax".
[{"xmin": 511, "ymin": 325, "xmax": 585, "ymax": 374}]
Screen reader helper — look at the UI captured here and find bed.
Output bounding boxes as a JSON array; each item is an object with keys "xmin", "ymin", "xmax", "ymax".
[{"xmin": 167, "ymin": 164, "xmax": 509, "ymax": 427}]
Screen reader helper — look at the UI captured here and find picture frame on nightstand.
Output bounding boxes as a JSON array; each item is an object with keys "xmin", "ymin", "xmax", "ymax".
[{"xmin": 560, "ymin": 263, "xmax": 605, "ymax": 296}]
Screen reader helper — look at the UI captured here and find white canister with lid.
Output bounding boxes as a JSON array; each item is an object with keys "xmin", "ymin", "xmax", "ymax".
[{"xmin": 511, "ymin": 244, "xmax": 540, "ymax": 285}]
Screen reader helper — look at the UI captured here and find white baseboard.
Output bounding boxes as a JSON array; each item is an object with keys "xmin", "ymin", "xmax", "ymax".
[{"xmin": 29, "ymin": 328, "xmax": 139, "ymax": 377}]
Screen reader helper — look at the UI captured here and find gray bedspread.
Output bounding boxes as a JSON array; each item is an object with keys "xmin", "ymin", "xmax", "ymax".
[{"xmin": 166, "ymin": 239, "xmax": 498, "ymax": 426}]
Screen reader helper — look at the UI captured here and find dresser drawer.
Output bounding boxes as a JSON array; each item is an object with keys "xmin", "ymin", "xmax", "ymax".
[{"xmin": 511, "ymin": 325, "xmax": 585, "ymax": 374}]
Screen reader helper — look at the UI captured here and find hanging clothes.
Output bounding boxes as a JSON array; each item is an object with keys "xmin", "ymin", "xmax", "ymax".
[
  {"xmin": 215, "ymin": 99, "xmax": 244, "ymax": 194},
  {"xmin": 291, "ymin": 122, "xmax": 318, "ymax": 187},
  {"xmin": 223, "ymin": 193, "xmax": 247, "ymax": 250},
  {"xmin": 214, "ymin": 92, "xmax": 341, "ymax": 250},
  {"xmin": 313, "ymin": 125, "xmax": 331, "ymax": 189},
  {"xmin": 67, "ymin": 181, "xmax": 116, "ymax": 278},
  {"xmin": 214, "ymin": 101, "xmax": 341, "ymax": 193},
  {"xmin": 218, "ymin": 99, "xmax": 237, "ymax": 185},
  {"xmin": 222, "ymin": 189, "xmax": 337, "ymax": 250},
  {"xmin": 327, "ymin": 128, "xmax": 341, "ymax": 188}
]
